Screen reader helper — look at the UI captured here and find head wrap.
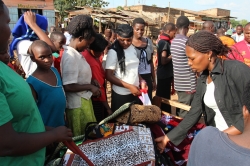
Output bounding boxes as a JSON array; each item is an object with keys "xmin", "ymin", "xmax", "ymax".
[
  {"xmin": 110, "ymin": 24, "xmax": 133, "ymax": 75},
  {"xmin": 9, "ymin": 14, "xmax": 48, "ymax": 58}
]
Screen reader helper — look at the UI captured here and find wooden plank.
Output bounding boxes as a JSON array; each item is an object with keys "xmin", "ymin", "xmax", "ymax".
[
  {"xmin": 152, "ymin": 96, "xmax": 191, "ymax": 111},
  {"xmin": 161, "ymin": 98, "xmax": 191, "ymax": 111}
]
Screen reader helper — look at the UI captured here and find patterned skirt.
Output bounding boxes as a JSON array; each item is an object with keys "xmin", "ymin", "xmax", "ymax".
[{"xmin": 66, "ymin": 98, "xmax": 96, "ymax": 136}]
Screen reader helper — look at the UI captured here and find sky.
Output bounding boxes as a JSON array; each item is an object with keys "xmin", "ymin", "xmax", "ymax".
[{"xmin": 105, "ymin": 0, "xmax": 249, "ymax": 21}]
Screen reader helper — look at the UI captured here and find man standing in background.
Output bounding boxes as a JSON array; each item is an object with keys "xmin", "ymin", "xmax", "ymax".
[{"xmin": 171, "ymin": 16, "xmax": 196, "ymax": 118}]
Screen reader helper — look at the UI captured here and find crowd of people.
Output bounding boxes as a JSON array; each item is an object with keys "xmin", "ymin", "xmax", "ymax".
[{"xmin": 1, "ymin": 0, "xmax": 250, "ymax": 165}]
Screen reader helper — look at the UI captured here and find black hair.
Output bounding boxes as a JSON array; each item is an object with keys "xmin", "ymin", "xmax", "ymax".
[
  {"xmin": 29, "ymin": 40, "xmax": 51, "ymax": 57},
  {"xmin": 236, "ymin": 25, "xmax": 243, "ymax": 28},
  {"xmin": 186, "ymin": 30, "xmax": 231, "ymax": 56},
  {"xmin": 176, "ymin": 16, "xmax": 189, "ymax": 29},
  {"xmin": 111, "ymin": 24, "xmax": 133, "ymax": 74},
  {"xmin": 67, "ymin": 15, "xmax": 95, "ymax": 39},
  {"xmin": 132, "ymin": 18, "xmax": 146, "ymax": 26},
  {"xmin": 0, "ymin": 0, "xmax": 4, "ymax": 13},
  {"xmin": 50, "ymin": 31, "xmax": 65, "ymax": 41},
  {"xmin": 162, "ymin": 23, "xmax": 176, "ymax": 32},
  {"xmin": 89, "ymin": 33, "xmax": 108, "ymax": 52},
  {"xmin": 242, "ymin": 81, "xmax": 250, "ymax": 112}
]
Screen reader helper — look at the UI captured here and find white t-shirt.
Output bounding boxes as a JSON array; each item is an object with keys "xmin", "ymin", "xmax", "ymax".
[
  {"xmin": 16, "ymin": 40, "xmax": 37, "ymax": 78},
  {"xmin": 105, "ymin": 45, "xmax": 140, "ymax": 95},
  {"xmin": 204, "ymin": 81, "xmax": 228, "ymax": 131},
  {"xmin": 61, "ymin": 46, "xmax": 93, "ymax": 109},
  {"xmin": 64, "ymin": 32, "xmax": 72, "ymax": 45}
]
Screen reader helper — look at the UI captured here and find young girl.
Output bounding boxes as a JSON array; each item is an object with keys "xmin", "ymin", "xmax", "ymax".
[
  {"xmin": 132, "ymin": 18, "xmax": 155, "ymax": 101},
  {"xmin": 82, "ymin": 33, "xmax": 112, "ymax": 122},
  {"xmin": 105, "ymin": 24, "xmax": 142, "ymax": 112},
  {"xmin": 61, "ymin": 15, "xmax": 100, "ymax": 136},
  {"xmin": 26, "ymin": 40, "xmax": 66, "ymax": 128}
]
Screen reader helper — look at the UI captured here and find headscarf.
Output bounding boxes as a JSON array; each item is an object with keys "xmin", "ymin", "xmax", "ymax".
[{"xmin": 110, "ymin": 24, "xmax": 133, "ymax": 74}]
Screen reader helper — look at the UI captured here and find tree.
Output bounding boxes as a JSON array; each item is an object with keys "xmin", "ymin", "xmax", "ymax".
[
  {"xmin": 239, "ymin": 19, "xmax": 248, "ymax": 27},
  {"xmin": 152, "ymin": 4, "xmax": 157, "ymax": 7},
  {"xmin": 54, "ymin": 0, "xmax": 110, "ymax": 22},
  {"xmin": 117, "ymin": 6, "xmax": 124, "ymax": 11},
  {"xmin": 230, "ymin": 19, "xmax": 240, "ymax": 28}
]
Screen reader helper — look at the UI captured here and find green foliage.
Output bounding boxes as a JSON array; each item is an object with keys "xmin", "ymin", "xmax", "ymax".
[
  {"xmin": 230, "ymin": 19, "xmax": 249, "ymax": 28},
  {"xmin": 152, "ymin": 4, "xmax": 157, "ymax": 7},
  {"xmin": 117, "ymin": 6, "xmax": 124, "ymax": 11},
  {"xmin": 54, "ymin": 0, "xmax": 109, "ymax": 22}
]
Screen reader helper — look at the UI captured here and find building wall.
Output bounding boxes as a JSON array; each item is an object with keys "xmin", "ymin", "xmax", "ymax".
[{"xmin": 200, "ymin": 8, "xmax": 230, "ymax": 16}]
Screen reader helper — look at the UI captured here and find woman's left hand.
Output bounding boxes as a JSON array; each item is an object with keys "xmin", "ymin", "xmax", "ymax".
[{"xmin": 91, "ymin": 79, "xmax": 101, "ymax": 88}]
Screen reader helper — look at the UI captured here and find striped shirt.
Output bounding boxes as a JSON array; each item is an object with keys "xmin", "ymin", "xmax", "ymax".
[{"xmin": 171, "ymin": 34, "xmax": 196, "ymax": 91}]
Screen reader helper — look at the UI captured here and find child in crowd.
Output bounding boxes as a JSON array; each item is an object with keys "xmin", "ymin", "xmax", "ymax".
[
  {"xmin": 26, "ymin": 40, "xmax": 66, "ymax": 128},
  {"xmin": 82, "ymin": 33, "xmax": 112, "ymax": 122},
  {"xmin": 9, "ymin": 11, "xmax": 57, "ymax": 78},
  {"xmin": 61, "ymin": 15, "xmax": 101, "ymax": 136},
  {"xmin": 0, "ymin": 2, "xmax": 72, "ymax": 165},
  {"xmin": 50, "ymin": 31, "xmax": 66, "ymax": 74},
  {"xmin": 105, "ymin": 24, "xmax": 142, "ymax": 112}
]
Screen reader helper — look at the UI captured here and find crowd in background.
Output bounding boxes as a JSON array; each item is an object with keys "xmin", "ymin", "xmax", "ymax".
[{"xmin": 1, "ymin": 0, "xmax": 250, "ymax": 165}]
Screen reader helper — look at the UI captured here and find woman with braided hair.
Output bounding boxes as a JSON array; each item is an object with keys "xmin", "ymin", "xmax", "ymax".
[
  {"xmin": 61, "ymin": 15, "xmax": 100, "ymax": 136},
  {"xmin": 155, "ymin": 30, "xmax": 250, "ymax": 150}
]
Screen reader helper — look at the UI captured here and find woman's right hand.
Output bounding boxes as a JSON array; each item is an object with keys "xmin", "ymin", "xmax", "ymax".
[
  {"xmin": 90, "ymin": 85, "xmax": 101, "ymax": 97},
  {"xmin": 23, "ymin": 11, "xmax": 36, "ymax": 27},
  {"xmin": 52, "ymin": 126, "xmax": 73, "ymax": 142},
  {"xmin": 128, "ymin": 85, "xmax": 141, "ymax": 96}
]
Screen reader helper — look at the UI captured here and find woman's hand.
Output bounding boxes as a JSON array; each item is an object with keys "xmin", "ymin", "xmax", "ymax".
[
  {"xmin": 128, "ymin": 85, "xmax": 141, "ymax": 96},
  {"xmin": 155, "ymin": 135, "xmax": 170, "ymax": 153},
  {"xmin": 23, "ymin": 11, "xmax": 36, "ymax": 27},
  {"xmin": 91, "ymin": 79, "xmax": 101, "ymax": 88},
  {"xmin": 52, "ymin": 126, "xmax": 73, "ymax": 142},
  {"xmin": 90, "ymin": 85, "xmax": 101, "ymax": 97}
]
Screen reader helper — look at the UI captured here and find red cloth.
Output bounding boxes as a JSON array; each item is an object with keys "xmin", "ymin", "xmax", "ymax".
[
  {"xmin": 53, "ymin": 49, "xmax": 64, "ymax": 75},
  {"xmin": 229, "ymin": 40, "xmax": 250, "ymax": 66},
  {"xmin": 8, "ymin": 62, "xmax": 15, "ymax": 71},
  {"xmin": 82, "ymin": 50, "xmax": 106, "ymax": 101},
  {"xmin": 159, "ymin": 34, "xmax": 171, "ymax": 41},
  {"xmin": 151, "ymin": 114, "xmax": 206, "ymax": 166}
]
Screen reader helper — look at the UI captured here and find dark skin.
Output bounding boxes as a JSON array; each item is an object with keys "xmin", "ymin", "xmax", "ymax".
[
  {"xmin": 244, "ymin": 24, "xmax": 250, "ymax": 44},
  {"xmin": 160, "ymin": 29, "xmax": 176, "ymax": 65},
  {"xmin": 202, "ymin": 21, "xmax": 215, "ymax": 33},
  {"xmin": 29, "ymin": 45, "xmax": 56, "ymax": 100},
  {"xmin": 132, "ymin": 23, "xmax": 156, "ymax": 90},
  {"xmin": 24, "ymin": 11, "xmax": 57, "ymax": 52},
  {"xmin": 64, "ymin": 36, "xmax": 101, "ymax": 97},
  {"xmin": 236, "ymin": 26, "xmax": 243, "ymax": 35},
  {"xmin": 106, "ymin": 35, "xmax": 141, "ymax": 96},
  {"xmin": 51, "ymin": 35, "xmax": 66, "ymax": 52},
  {"xmin": 155, "ymin": 45, "xmax": 241, "ymax": 153},
  {"xmin": 89, "ymin": 49, "xmax": 113, "ymax": 115},
  {"xmin": 0, "ymin": 5, "xmax": 72, "ymax": 157},
  {"xmin": 0, "ymin": 52, "xmax": 10, "ymax": 64}
]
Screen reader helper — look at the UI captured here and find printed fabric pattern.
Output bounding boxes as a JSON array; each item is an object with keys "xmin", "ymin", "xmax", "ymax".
[{"xmin": 65, "ymin": 130, "xmax": 150, "ymax": 166}]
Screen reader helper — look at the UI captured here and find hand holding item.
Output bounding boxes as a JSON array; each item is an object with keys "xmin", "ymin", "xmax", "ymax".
[
  {"xmin": 52, "ymin": 126, "xmax": 73, "ymax": 142},
  {"xmin": 129, "ymin": 85, "xmax": 141, "ymax": 96},
  {"xmin": 155, "ymin": 135, "xmax": 170, "ymax": 153}
]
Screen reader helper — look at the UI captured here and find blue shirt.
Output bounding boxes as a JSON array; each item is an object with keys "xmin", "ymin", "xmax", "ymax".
[{"xmin": 27, "ymin": 67, "xmax": 66, "ymax": 127}]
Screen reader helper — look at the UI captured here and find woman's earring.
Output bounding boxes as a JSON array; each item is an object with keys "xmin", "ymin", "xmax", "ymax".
[{"xmin": 208, "ymin": 57, "xmax": 211, "ymax": 61}]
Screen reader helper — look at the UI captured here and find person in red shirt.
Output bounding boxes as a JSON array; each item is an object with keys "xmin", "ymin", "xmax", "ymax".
[
  {"xmin": 82, "ymin": 33, "xmax": 112, "ymax": 122},
  {"xmin": 50, "ymin": 31, "xmax": 66, "ymax": 74}
]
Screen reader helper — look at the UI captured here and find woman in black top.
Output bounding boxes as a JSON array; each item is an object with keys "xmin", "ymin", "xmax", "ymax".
[{"xmin": 156, "ymin": 30, "xmax": 250, "ymax": 151}]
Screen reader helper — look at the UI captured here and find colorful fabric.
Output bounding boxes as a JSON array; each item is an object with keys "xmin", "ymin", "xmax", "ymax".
[
  {"xmin": 26, "ymin": 67, "xmax": 66, "ymax": 127},
  {"xmin": 230, "ymin": 40, "xmax": 250, "ymax": 66},
  {"xmin": 99, "ymin": 102, "xmax": 132, "ymax": 125},
  {"xmin": 219, "ymin": 36, "xmax": 235, "ymax": 48},
  {"xmin": 63, "ymin": 130, "xmax": 151, "ymax": 166},
  {"xmin": 0, "ymin": 62, "xmax": 45, "ymax": 166},
  {"xmin": 66, "ymin": 97, "xmax": 96, "ymax": 136},
  {"xmin": 152, "ymin": 114, "xmax": 205, "ymax": 166},
  {"xmin": 9, "ymin": 14, "xmax": 48, "ymax": 57}
]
